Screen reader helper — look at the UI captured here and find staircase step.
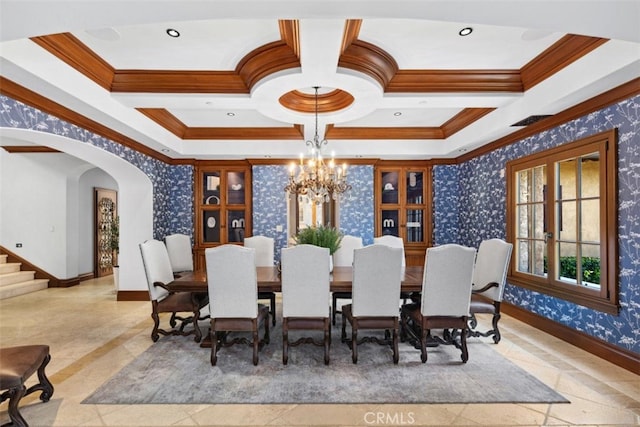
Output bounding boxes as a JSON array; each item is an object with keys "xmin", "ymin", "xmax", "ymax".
[
  {"xmin": 0, "ymin": 254, "xmax": 7, "ymax": 264},
  {"xmin": 0, "ymin": 271, "xmax": 36, "ymax": 287},
  {"xmin": 0, "ymin": 262, "xmax": 21, "ymax": 274},
  {"xmin": 0, "ymin": 279, "xmax": 49, "ymax": 300}
]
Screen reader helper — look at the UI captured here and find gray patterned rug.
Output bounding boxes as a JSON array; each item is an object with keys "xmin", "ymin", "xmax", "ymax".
[{"xmin": 83, "ymin": 322, "xmax": 568, "ymax": 405}]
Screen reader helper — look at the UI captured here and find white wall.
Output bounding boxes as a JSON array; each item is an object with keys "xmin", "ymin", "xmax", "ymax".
[{"xmin": 0, "ymin": 150, "xmax": 93, "ymax": 278}]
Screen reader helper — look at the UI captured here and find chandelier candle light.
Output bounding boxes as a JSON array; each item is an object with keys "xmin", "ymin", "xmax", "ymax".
[{"xmin": 284, "ymin": 86, "xmax": 352, "ymax": 204}]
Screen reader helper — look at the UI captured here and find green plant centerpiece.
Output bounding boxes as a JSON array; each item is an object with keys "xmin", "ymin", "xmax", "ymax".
[{"xmin": 294, "ymin": 225, "xmax": 343, "ymax": 271}]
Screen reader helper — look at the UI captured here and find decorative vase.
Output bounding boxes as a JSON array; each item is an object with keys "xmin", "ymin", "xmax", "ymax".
[{"xmin": 329, "ymin": 256, "xmax": 333, "ymax": 273}]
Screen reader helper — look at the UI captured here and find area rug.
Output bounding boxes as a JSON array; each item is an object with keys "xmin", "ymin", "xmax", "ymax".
[{"xmin": 83, "ymin": 323, "xmax": 568, "ymax": 405}]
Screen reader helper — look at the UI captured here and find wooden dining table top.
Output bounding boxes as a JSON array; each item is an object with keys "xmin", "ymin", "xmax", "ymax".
[{"xmin": 168, "ymin": 266, "xmax": 424, "ymax": 293}]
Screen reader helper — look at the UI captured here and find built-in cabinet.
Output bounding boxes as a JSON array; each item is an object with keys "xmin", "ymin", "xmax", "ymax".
[
  {"xmin": 375, "ymin": 163, "xmax": 432, "ymax": 266},
  {"xmin": 194, "ymin": 161, "xmax": 252, "ymax": 270}
]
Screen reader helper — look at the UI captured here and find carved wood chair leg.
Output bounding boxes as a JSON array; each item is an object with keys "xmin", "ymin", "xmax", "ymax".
[
  {"xmin": 332, "ymin": 294, "xmax": 338, "ymax": 325},
  {"xmin": 270, "ymin": 294, "xmax": 276, "ymax": 326},
  {"xmin": 392, "ymin": 328, "xmax": 399, "ymax": 364},
  {"xmin": 324, "ymin": 321, "xmax": 330, "ymax": 365},
  {"xmin": 151, "ymin": 311, "xmax": 160, "ymax": 342},
  {"xmin": 7, "ymin": 385, "xmax": 28, "ymax": 427},
  {"xmin": 169, "ymin": 312, "xmax": 177, "ymax": 328},
  {"xmin": 252, "ymin": 329, "xmax": 259, "ymax": 366},
  {"xmin": 492, "ymin": 313, "xmax": 502, "ymax": 343},
  {"xmin": 283, "ymin": 329, "xmax": 289, "ymax": 365},
  {"xmin": 341, "ymin": 313, "xmax": 347, "ymax": 342},
  {"xmin": 31, "ymin": 354, "xmax": 54, "ymax": 402},
  {"xmin": 420, "ymin": 328, "xmax": 428, "ymax": 363},
  {"xmin": 351, "ymin": 326, "xmax": 358, "ymax": 364},
  {"xmin": 210, "ymin": 330, "xmax": 218, "ymax": 366},
  {"xmin": 460, "ymin": 328, "xmax": 469, "ymax": 363}
]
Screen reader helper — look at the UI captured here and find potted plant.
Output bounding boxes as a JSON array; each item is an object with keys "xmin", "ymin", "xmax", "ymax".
[
  {"xmin": 110, "ymin": 216, "xmax": 119, "ymax": 291},
  {"xmin": 293, "ymin": 225, "xmax": 343, "ymax": 271}
]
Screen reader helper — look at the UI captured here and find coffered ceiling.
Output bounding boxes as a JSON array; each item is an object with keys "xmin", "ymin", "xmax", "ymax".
[{"xmin": 1, "ymin": 1, "xmax": 638, "ymax": 161}]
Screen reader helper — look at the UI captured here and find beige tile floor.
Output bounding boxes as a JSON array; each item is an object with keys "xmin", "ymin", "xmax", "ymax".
[{"xmin": 0, "ymin": 275, "xmax": 638, "ymax": 427}]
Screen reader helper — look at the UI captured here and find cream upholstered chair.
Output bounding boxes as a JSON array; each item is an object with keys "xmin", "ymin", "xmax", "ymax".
[
  {"xmin": 165, "ymin": 233, "xmax": 194, "ymax": 274},
  {"xmin": 400, "ymin": 244, "xmax": 476, "ymax": 363},
  {"xmin": 374, "ymin": 234, "xmax": 410, "ymax": 305},
  {"xmin": 243, "ymin": 235, "xmax": 277, "ymax": 326},
  {"xmin": 330, "ymin": 235, "xmax": 363, "ymax": 325},
  {"xmin": 341, "ymin": 244, "xmax": 403, "ymax": 364},
  {"xmin": 205, "ymin": 244, "xmax": 270, "ymax": 366},
  {"xmin": 139, "ymin": 239, "xmax": 208, "ymax": 342},
  {"xmin": 373, "ymin": 235, "xmax": 406, "ymax": 266},
  {"xmin": 281, "ymin": 244, "xmax": 331, "ymax": 365},
  {"xmin": 468, "ymin": 238, "xmax": 513, "ymax": 343}
]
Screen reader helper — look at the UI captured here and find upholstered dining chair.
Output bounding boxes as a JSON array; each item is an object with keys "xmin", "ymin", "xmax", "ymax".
[
  {"xmin": 139, "ymin": 239, "xmax": 208, "ymax": 342},
  {"xmin": 374, "ymin": 234, "xmax": 410, "ymax": 305},
  {"xmin": 243, "ymin": 235, "xmax": 277, "ymax": 326},
  {"xmin": 330, "ymin": 235, "xmax": 363, "ymax": 325},
  {"xmin": 205, "ymin": 244, "xmax": 270, "ymax": 366},
  {"xmin": 373, "ymin": 235, "xmax": 406, "ymax": 266},
  {"xmin": 281, "ymin": 244, "xmax": 331, "ymax": 364},
  {"xmin": 341, "ymin": 244, "xmax": 403, "ymax": 364},
  {"xmin": 400, "ymin": 244, "xmax": 476, "ymax": 363},
  {"xmin": 468, "ymin": 238, "xmax": 513, "ymax": 343},
  {"xmin": 164, "ymin": 233, "xmax": 194, "ymax": 275}
]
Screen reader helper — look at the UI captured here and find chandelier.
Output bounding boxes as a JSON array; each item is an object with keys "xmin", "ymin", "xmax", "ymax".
[{"xmin": 284, "ymin": 86, "xmax": 352, "ymax": 204}]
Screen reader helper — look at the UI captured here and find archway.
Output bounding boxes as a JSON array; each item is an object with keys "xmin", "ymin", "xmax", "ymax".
[{"xmin": 0, "ymin": 128, "xmax": 153, "ymax": 292}]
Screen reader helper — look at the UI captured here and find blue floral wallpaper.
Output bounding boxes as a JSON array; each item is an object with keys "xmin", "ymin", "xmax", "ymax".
[
  {"xmin": 338, "ymin": 165, "xmax": 375, "ymax": 245},
  {"xmin": 2, "ymin": 92, "xmax": 638, "ymax": 353},
  {"xmin": 434, "ymin": 95, "xmax": 640, "ymax": 353},
  {"xmin": 252, "ymin": 164, "xmax": 375, "ymax": 261},
  {"xmin": 0, "ymin": 96, "xmax": 194, "ymax": 241}
]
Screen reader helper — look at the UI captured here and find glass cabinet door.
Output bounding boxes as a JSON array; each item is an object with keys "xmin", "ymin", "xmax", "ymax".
[
  {"xmin": 203, "ymin": 172, "xmax": 221, "ymax": 205},
  {"xmin": 381, "ymin": 209, "xmax": 399, "ymax": 236},
  {"xmin": 226, "ymin": 171, "xmax": 245, "ymax": 205},
  {"xmin": 227, "ymin": 210, "xmax": 246, "ymax": 243},
  {"xmin": 202, "ymin": 210, "xmax": 221, "ymax": 243},
  {"xmin": 381, "ymin": 171, "xmax": 399, "ymax": 204},
  {"xmin": 405, "ymin": 171, "xmax": 423, "ymax": 204},
  {"xmin": 405, "ymin": 209, "xmax": 424, "ymax": 243}
]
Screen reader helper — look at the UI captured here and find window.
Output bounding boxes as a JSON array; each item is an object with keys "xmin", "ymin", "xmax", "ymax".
[{"xmin": 506, "ymin": 129, "xmax": 618, "ymax": 314}]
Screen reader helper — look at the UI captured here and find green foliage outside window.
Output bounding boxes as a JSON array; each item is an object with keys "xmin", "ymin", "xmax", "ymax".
[{"xmin": 544, "ymin": 256, "xmax": 601, "ymax": 284}]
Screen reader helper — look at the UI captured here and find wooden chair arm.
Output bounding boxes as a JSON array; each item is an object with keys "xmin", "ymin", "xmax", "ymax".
[
  {"xmin": 153, "ymin": 281, "xmax": 172, "ymax": 293},
  {"xmin": 472, "ymin": 282, "xmax": 499, "ymax": 294}
]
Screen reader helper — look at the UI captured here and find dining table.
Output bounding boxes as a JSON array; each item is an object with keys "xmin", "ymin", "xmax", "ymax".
[{"xmin": 167, "ymin": 265, "xmax": 425, "ymax": 293}]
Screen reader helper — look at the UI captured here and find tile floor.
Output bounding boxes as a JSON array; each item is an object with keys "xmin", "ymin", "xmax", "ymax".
[{"xmin": 0, "ymin": 275, "xmax": 638, "ymax": 427}]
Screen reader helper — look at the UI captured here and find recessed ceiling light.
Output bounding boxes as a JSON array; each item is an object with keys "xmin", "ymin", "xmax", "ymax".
[
  {"xmin": 226, "ymin": 112, "xmax": 235, "ymax": 117},
  {"xmin": 394, "ymin": 112, "xmax": 402, "ymax": 116},
  {"xmin": 166, "ymin": 28, "xmax": 180, "ymax": 38},
  {"xmin": 458, "ymin": 148, "xmax": 468, "ymax": 152},
  {"xmin": 459, "ymin": 27, "xmax": 473, "ymax": 37},
  {"xmin": 161, "ymin": 148, "xmax": 170, "ymax": 153}
]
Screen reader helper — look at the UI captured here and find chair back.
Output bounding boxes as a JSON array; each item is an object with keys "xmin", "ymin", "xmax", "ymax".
[
  {"xmin": 205, "ymin": 245, "xmax": 258, "ymax": 318},
  {"xmin": 244, "ymin": 235, "xmax": 275, "ymax": 267},
  {"xmin": 373, "ymin": 235, "xmax": 406, "ymax": 266},
  {"xmin": 164, "ymin": 233, "xmax": 194, "ymax": 273},
  {"xmin": 352, "ymin": 245, "xmax": 403, "ymax": 317},
  {"xmin": 281, "ymin": 244, "xmax": 330, "ymax": 317},
  {"xmin": 421, "ymin": 244, "xmax": 476, "ymax": 317},
  {"xmin": 332, "ymin": 235, "xmax": 363, "ymax": 267},
  {"xmin": 139, "ymin": 239, "xmax": 174, "ymax": 302},
  {"xmin": 472, "ymin": 238, "xmax": 513, "ymax": 302}
]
